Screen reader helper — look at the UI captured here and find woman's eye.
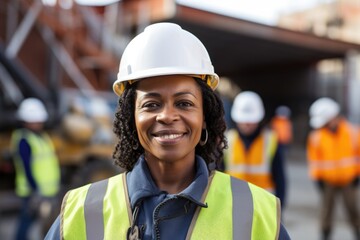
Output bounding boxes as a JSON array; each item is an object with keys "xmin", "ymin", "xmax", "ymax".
[
  {"xmin": 177, "ymin": 101, "xmax": 193, "ymax": 108},
  {"xmin": 142, "ymin": 102, "xmax": 159, "ymax": 109}
]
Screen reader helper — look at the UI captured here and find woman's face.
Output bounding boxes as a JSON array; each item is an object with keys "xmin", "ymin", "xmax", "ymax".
[{"xmin": 134, "ymin": 75, "xmax": 204, "ymax": 164}]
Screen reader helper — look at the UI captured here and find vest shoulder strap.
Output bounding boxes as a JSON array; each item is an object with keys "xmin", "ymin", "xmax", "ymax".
[
  {"xmin": 188, "ymin": 171, "xmax": 279, "ymax": 240},
  {"xmin": 263, "ymin": 129, "xmax": 278, "ymax": 162}
]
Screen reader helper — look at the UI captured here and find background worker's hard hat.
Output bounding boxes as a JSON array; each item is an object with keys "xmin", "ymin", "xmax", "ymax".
[
  {"xmin": 231, "ymin": 91, "xmax": 265, "ymax": 123},
  {"xmin": 309, "ymin": 97, "xmax": 340, "ymax": 129},
  {"xmin": 276, "ymin": 105, "xmax": 291, "ymax": 118},
  {"xmin": 113, "ymin": 22, "xmax": 219, "ymax": 96},
  {"xmin": 17, "ymin": 98, "xmax": 48, "ymax": 122}
]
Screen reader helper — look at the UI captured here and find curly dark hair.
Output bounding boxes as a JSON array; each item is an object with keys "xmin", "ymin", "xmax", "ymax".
[{"xmin": 112, "ymin": 77, "xmax": 228, "ymax": 172}]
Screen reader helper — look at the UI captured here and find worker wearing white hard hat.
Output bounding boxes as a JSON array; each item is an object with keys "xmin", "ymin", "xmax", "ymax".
[
  {"xmin": 17, "ymin": 97, "xmax": 49, "ymax": 123},
  {"xmin": 11, "ymin": 98, "xmax": 60, "ymax": 239},
  {"xmin": 307, "ymin": 97, "xmax": 360, "ymax": 240},
  {"xmin": 309, "ymin": 97, "xmax": 340, "ymax": 129},
  {"xmin": 225, "ymin": 91, "xmax": 287, "ymax": 209},
  {"xmin": 231, "ymin": 91, "xmax": 265, "ymax": 124},
  {"xmin": 47, "ymin": 23, "xmax": 290, "ymax": 239}
]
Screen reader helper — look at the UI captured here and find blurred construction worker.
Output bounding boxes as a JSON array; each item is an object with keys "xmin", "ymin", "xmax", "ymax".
[
  {"xmin": 307, "ymin": 97, "xmax": 360, "ymax": 240},
  {"xmin": 271, "ymin": 105, "xmax": 293, "ymax": 149},
  {"xmin": 224, "ymin": 91, "xmax": 287, "ymax": 208},
  {"xmin": 11, "ymin": 98, "xmax": 61, "ymax": 240}
]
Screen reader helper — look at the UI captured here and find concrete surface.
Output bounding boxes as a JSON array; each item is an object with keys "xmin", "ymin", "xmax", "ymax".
[{"xmin": 284, "ymin": 147, "xmax": 358, "ymax": 240}]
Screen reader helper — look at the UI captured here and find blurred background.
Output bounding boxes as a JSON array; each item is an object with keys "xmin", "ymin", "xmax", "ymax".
[{"xmin": 1, "ymin": 0, "xmax": 360, "ymax": 239}]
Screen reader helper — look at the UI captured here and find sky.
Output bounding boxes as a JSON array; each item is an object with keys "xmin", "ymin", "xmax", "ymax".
[
  {"xmin": 176, "ymin": 0, "xmax": 333, "ymax": 25},
  {"xmin": 43, "ymin": 0, "xmax": 333, "ymax": 25}
]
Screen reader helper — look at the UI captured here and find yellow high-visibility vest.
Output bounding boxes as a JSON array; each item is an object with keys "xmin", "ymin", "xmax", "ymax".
[
  {"xmin": 61, "ymin": 171, "xmax": 280, "ymax": 240},
  {"xmin": 11, "ymin": 129, "xmax": 60, "ymax": 197}
]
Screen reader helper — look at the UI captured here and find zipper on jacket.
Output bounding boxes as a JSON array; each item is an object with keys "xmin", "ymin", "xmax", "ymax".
[{"xmin": 153, "ymin": 197, "xmax": 178, "ymax": 240}]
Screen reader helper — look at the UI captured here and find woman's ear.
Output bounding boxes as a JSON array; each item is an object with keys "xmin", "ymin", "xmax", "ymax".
[{"xmin": 202, "ymin": 118, "xmax": 207, "ymax": 130}]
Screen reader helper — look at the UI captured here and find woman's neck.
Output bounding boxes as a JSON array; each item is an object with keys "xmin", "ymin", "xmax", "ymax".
[{"xmin": 144, "ymin": 154, "xmax": 196, "ymax": 194}]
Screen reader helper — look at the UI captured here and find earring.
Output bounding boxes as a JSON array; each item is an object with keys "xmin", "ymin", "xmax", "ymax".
[
  {"xmin": 132, "ymin": 140, "xmax": 139, "ymax": 150},
  {"xmin": 132, "ymin": 135, "xmax": 139, "ymax": 150},
  {"xmin": 199, "ymin": 128, "xmax": 208, "ymax": 146}
]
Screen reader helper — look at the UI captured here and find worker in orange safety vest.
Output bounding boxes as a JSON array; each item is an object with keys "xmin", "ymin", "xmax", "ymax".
[
  {"xmin": 224, "ymin": 91, "xmax": 287, "ymax": 209},
  {"xmin": 271, "ymin": 106, "xmax": 293, "ymax": 147},
  {"xmin": 307, "ymin": 97, "xmax": 360, "ymax": 240}
]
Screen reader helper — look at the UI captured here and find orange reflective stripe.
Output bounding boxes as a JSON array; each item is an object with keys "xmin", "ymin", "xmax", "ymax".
[
  {"xmin": 227, "ymin": 163, "xmax": 269, "ymax": 174},
  {"xmin": 309, "ymin": 157, "xmax": 358, "ymax": 170}
]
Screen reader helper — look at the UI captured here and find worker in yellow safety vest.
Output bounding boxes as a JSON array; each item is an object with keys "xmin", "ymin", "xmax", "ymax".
[
  {"xmin": 11, "ymin": 98, "xmax": 61, "ymax": 240},
  {"xmin": 224, "ymin": 91, "xmax": 287, "ymax": 209},
  {"xmin": 307, "ymin": 97, "xmax": 360, "ymax": 240},
  {"xmin": 45, "ymin": 22, "xmax": 290, "ymax": 240}
]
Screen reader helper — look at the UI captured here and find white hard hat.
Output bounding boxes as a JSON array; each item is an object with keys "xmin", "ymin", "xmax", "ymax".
[
  {"xmin": 113, "ymin": 22, "xmax": 219, "ymax": 96},
  {"xmin": 309, "ymin": 97, "xmax": 340, "ymax": 129},
  {"xmin": 231, "ymin": 91, "xmax": 265, "ymax": 123},
  {"xmin": 17, "ymin": 98, "xmax": 48, "ymax": 122}
]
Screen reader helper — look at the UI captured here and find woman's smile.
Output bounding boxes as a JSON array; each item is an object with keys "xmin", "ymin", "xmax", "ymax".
[{"xmin": 152, "ymin": 130, "xmax": 187, "ymax": 145}]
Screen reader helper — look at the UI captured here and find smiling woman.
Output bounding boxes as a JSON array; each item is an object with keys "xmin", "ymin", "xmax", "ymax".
[{"xmin": 45, "ymin": 22, "xmax": 291, "ymax": 240}]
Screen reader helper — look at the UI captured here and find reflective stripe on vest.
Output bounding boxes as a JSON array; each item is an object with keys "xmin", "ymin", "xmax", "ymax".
[
  {"xmin": 62, "ymin": 171, "xmax": 279, "ymax": 240},
  {"xmin": 309, "ymin": 157, "xmax": 358, "ymax": 170},
  {"xmin": 225, "ymin": 129, "xmax": 277, "ymax": 191},
  {"xmin": 11, "ymin": 129, "xmax": 60, "ymax": 197}
]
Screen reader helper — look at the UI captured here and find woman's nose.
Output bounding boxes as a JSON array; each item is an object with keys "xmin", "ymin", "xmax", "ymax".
[{"xmin": 156, "ymin": 106, "xmax": 179, "ymax": 124}]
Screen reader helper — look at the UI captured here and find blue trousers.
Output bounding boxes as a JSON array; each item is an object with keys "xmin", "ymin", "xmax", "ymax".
[{"xmin": 15, "ymin": 197, "xmax": 36, "ymax": 240}]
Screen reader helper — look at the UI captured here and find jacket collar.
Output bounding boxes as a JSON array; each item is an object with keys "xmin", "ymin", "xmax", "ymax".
[{"xmin": 126, "ymin": 155, "xmax": 209, "ymax": 209}]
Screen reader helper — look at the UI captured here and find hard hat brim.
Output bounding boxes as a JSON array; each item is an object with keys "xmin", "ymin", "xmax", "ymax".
[
  {"xmin": 231, "ymin": 114, "xmax": 264, "ymax": 124},
  {"xmin": 113, "ymin": 68, "xmax": 219, "ymax": 96},
  {"xmin": 310, "ymin": 117, "xmax": 327, "ymax": 129}
]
